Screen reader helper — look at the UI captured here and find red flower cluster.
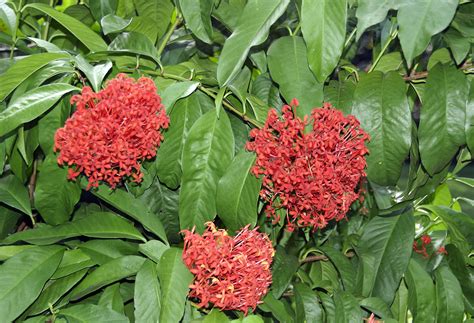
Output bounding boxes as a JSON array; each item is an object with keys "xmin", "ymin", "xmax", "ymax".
[
  {"xmin": 246, "ymin": 100, "xmax": 369, "ymax": 231},
  {"xmin": 182, "ymin": 222, "xmax": 274, "ymax": 314},
  {"xmin": 413, "ymin": 235, "xmax": 448, "ymax": 258},
  {"xmin": 54, "ymin": 74, "xmax": 169, "ymax": 189}
]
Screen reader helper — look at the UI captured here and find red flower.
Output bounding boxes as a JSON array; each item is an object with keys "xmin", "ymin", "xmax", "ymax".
[
  {"xmin": 182, "ymin": 222, "xmax": 274, "ymax": 314},
  {"xmin": 54, "ymin": 74, "xmax": 169, "ymax": 189},
  {"xmin": 246, "ymin": 101, "xmax": 369, "ymax": 231},
  {"xmin": 437, "ymin": 246, "xmax": 448, "ymax": 255},
  {"xmin": 413, "ymin": 234, "xmax": 432, "ymax": 258}
]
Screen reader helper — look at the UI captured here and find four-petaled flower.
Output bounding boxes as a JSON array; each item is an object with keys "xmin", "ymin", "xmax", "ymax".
[
  {"xmin": 182, "ymin": 222, "xmax": 274, "ymax": 314},
  {"xmin": 246, "ymin": 100, "xmax": 369, "ymax": 231},
  {"xmin": 54, "ymin": 73, "xmax": 169, "ymax": 189}
]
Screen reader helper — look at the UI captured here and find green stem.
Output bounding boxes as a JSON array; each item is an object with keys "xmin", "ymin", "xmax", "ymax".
[
  {"xmin": 9, "ymin": 0, "xmax": 24, "ymax": 59},
  {"xmin": 156, "ymin": 13, "xmax": 182, "ymax": 57},
  {"xmin": 42, "ymin": 0, "xmax": 55, "ymax": 40},
  {"xmin": 344, "ymin": 27, "xmax": 357, "ymax": 48},
  {"xmin": 368, "ymin": 30, "xmax": 398, "ymax": 73}
]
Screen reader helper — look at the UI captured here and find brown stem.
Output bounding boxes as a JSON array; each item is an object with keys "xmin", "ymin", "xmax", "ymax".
[
  {"xmin": 300, "ymin": 251, "xmax": 355, "ymax": 264},
  {"xmin": 403, "ymin": 62, "xmax": 472, "ymax": 81}
]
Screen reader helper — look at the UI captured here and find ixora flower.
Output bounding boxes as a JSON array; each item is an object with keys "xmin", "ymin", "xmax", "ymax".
[
  {"xmin": 54, "ymin": 73, "xmax": 169, "ymax": 189},
  {"xmin": 182, "ymin": 222, "xmax": 274, "ymax": 314},
  {"xmin": 246, "ymin": 99, "xmax": 369, "ymax": 231}
]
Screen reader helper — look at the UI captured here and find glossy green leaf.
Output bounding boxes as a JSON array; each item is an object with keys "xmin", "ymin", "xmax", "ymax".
[
  {"xmin": 69, "ymin": 255, "xmax": 145, "ymax": 300},
  {"xmin": 59, "ymin": 304, "xmax": 129, "ymax": 323},
  {"xmin": 180, "ymin": 0, "xmax": 214, "ymax": 44},
  {"xmin": 2, "ymin": 211, "xmax": 145, "ymax": 245},
  {"xmin": 38, "ymin": 97, "xmax": 70, "ymax": 154},
  {"xmin": 108, "ymin": 32, "xmax": 160, "ymax": 65},
  {"xmin": 271, "ymin": 246, "xmax": 300, "ymax": 299},
  {"xmin": 86, "ymin": 181, "xmax": 168, "ymax": 243},
  {"xmin": 0, "ymin": 173, "xmax": 31, "ymax": 217},
  {"xmin": 294, "ymin": 282, "xmax": 323, "ymax": 323},
  {"xmin": 356, "ymin": 0, "xmax": 398, "ymax": 39},
  {"xmin": 0, "ymin": 3, "xmax": 16, "ymax": 34},
  {"xmin": 35, "ymin": 156, "xmax": 81, "ymax": 225},
  {"xmin": 419, "ymin": 64, "xmax": 468, "ymax": 175},
  {"xmin": 359, "ymin": 297, "xmax": 393, "ymax": 320},
  {"xmin": 444, "ymin": 28, "xmax": 470, "ymax": 65},
  {"xmin": 156, "ymin": 93, "xmax": 205, "ymax": 189},
  {"xmin": 79, "ymin": 239, "xmax": 139, "ymax": 265},
  {"xmin": 51, "ymin": 249, "xmax": 95, "ymax": 279},
  {"xmin": 324, "ymin": 79, "xmax": 355, "ymax": 115},
  {"xmin": 0, "ymin": 53, "xmax": 69, "ymax": 102},
  {"xmin": 405, "ymin": 259, "xmax": 436, "ymax": 323},
  {"xmin": 132, "ymin": 0, "xmax": 174, "ymax": 43},
  {"xmin": 434, "ymin": 265, "xmax": 464, "ymax": 322},
  {"xmin": 203, "ymin": 309, "xmax": 230, "ymax": 323},
  {"xmin": 98, "ymin": 283, "xmax": 124, "ymax": 314},
  {"xmin": 467, "ymin": 79, "xmax": 474, "ymax": 153},
  {"xmin": 101, "ymin": 14, "xmax": 131, "ymax": 35},
  {"xmin": 352, "ymin": 71, "xmax": 411, "ymax": 186},
  {"xmin": 179, "ymin": 110, "xmax": 234, "ymax": 232},
  {"xmin": 0, "ymin": 206, "xmax": 21, "ymax": 240},
  {"xmin": 398, "ymin": 0, "xmax": 458, "ymax": 65},
  {"xmin": 0, "ymin": 246, "xmax": 64, "ymax": 322},
  {"xmin": 356, "ymin": 211, "xmax": 415, "ymax": 304},
  {"xmin": 89, "ymin": 0, "xmax": 118, "ymax": 21},
  {"xmin": 74, "ymin": 56, "xmax": 112, "ymax": 92},
  {"xmin": 158, "ymin": 248, "xmax": 193, "ymax": 323},
  {"xmin": 446, "ymin": 244, "xmax": 474, "ymax": 314},
  {"xmin": 301, "ymin": 0, "xmax": 347, "ymax": 82},
  {"xmin": 260, "ymin": 293, "xmax": 294, "ymax": 323},
  {"xmin": 267, "ymin": 36, "xmax": 323, "ymax": 118},
  {"xmin": 138, "ymin": 240, "xmax": 169, "ymax": 263},
  {"xmin": 134, "ymin": 260, "xmax": 161, "ymax": 322},
  {"xmin": 0, "ymin": 83, "xmax": 78, "ymax": 137},
  {"xmin": 333, "ymin": 291, "xmax": 363, "ymax": 323},
  {"xmin": 216, "ymin": 151, "xmax": 261, "ymax": 231},
  {"xmin": 217, "ymin": 0, "xmax": 290, "ymax": 86},
  {"xmin": 26, "ymin": 268, "xmax": 88, "ymax": 316},
  {"xmin": 160, "ymin": 81, "xmax": 200, "ymax": 112},
  {"xmin": 24, "ymin": 3, "xmax": 107, "ymax": 52},
  {"xmin": 320, "ymin": 246, "xmax": 356, "ymax": 293}
]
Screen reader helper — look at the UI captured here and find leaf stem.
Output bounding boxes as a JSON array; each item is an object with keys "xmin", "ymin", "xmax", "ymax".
[
  {"xmin": 156, "ymin": 13, "xmax": 182, "ymax": 58},
  {"xmin": 368, "ymin": 30, "xmax": 398, "ymax": 73}
]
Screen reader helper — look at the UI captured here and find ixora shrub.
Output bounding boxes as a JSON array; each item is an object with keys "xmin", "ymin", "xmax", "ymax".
[{"xmin": 0, "ymin": 0, "xmax": 472, "ymax": 322}]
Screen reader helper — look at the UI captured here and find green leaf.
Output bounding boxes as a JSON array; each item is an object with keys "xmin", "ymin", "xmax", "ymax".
[
  {"xmin": 356, "ymin": 210, "xmax": 415, "ymax": 304},
  {"xmin": 158, "ymin": 248, "xmax": 193, "ymax": 323},
  {"xmin": 405, "ymin": 259, "xmax": 436, "ymax": 323},
  {"xmin": 260, "ymin": 293, "xmax": 294, "ymax": 323},
  {"xmin": 0, "ymin": 53, "xmax": 69, "ymax": 102},
  {"xmin": 79, "ymin": 239, "xmax": 139, "ymax": 265},
  {"xmin": 356, "ymin": 0, "xmax": 398, "ymax": 39},
  {"xmin": 108, "ymin": 32, "xmax": 160, "ymax": 65},
  {"xmin": 320, "ymin": 246, "xmax": 356, "ymax": 293},
  {"xmin": 59, "ymin": 304, "xmax": 129, "ymax": 323},
  {"xmin": 0, "ymin": 206, "xmax": 21, "ymax": 240},
  {"xmin": 324, "ymin": 79, "xmax": 355, "ymax": 115},
  {"xmin": 69, "ymin": 255, "xmax": 145, "ymax": 300},
  {"xmin": 0, "ymin": 246, "xmax": 64, "ymax": 322},
  {"xmin": 38, "ymin": 97, "xmax": 70, "ymax": 154},
  {"xmin": 444, "ymin": 28, "xmax": 470, "ymax": 65},
  {"xmin": 138, "ymin": 240, "xmax": 169, "ymax": 263},
  {"xmin": 51, "ymin": 249, "xmax": 95, "ymax": 279},
  {"xmin": 434, "ymin": 266, "xmax": 464, "ymax": 322},
  {"xmin": 101, "ymin": 14, "xmax": 131, "ymax": 35},
  {"xmin": 132, "ymin": 0, "xmax": 174, "ymax": 43},
  {"xmin": 301, "ymin": 0, "xmax": 347, "ymax": 82},
  {"xmin": 86, "ymin": 181, "xmax": 168, "ymax": 243},
  {"xmin": 216, "ymin": 151, "xmax": 261, "ymax": 231},
  {"xmin": 98, "ymin": 283, "xmax": 124, "ymax": 314},
  {"xmin": 398, "ymin": 0, "xmax": 458, "ymax": 65},
  {"xmin": 352, "ymin": 71, "xmax": 411, "ymax": 186},
  {"xmin": 359, "ymin": 297, "xmax": 393, "ymax": 320},
  {"xmin": 0, "ymin": 3, "xmax": 16, "ymax": 34},
  {"xmin": 179, "ymin": 110, "xmax": 234, "ymax": 232},
  {"xmin": 89, "ymin": 0, "xmax": 118, "ymax": 21},
  {"xmin": 134, "ymin": 260, "xmax": 161, "ymax": 322},
  {"xmin": 2, "ymin": 211, "xmax": 145, "ymax": 245},
  {"xmin": 74, "ymin": 55, "xmax": 112, "ymax": 92},
  {"xmin": 467, "ymin": 79, "xmax": 474, "ymax": 153},
  {"xmin": 217, "ymin": 0, "xmax": 290, "ymax": 86},
  {"xmin": 203, "ymin": 309, "xmax": 230, "ymax": 323},
  {"xmin": 294, "ymin": 282, "xmax": 323, "ymax": 323},
  {"xmin": 446, "ymin": 244, "xmax": 474, "ymax": 314},
  {"xmin": 0, "ymin": 173, "xmax": 31, "ymax": 217},
  {"xmin": 419, "ymin": 64, "xmax": 468, "ymax": 175},
  {"xmin": 180, "ymin": 0, "xmax": 214, "ymax": 44},
  {"xmin": 35, "ymin": 156, "xmax": 81, "ymax": 225},
  {"xmin": 271, "ymin": 246, "xmax": 300, "ymax": 299},
  {"xmin": 156, "ymin": 93, "xmax": 205, "ymax": 189},
  {"xmin": 333, "ymin": 291, "xmax": 363, "ymax": 323},
  {"xmin": 24, "ymin": 3, "xmax": 107, "ymax": 52},
  {"xmin": 160, "ymin": 81, "xmax": 200, "ymax": 112},
  {"xmin": 0, "ymin": 83, "xmax": 78, "ymax": 137},
  {"xmin": 267, "ymin": 36, "xmax": 323, "ymax": 118},
  {"xmin": 26, "ymin": 268, "xmax": 88, "ymax": 316}
]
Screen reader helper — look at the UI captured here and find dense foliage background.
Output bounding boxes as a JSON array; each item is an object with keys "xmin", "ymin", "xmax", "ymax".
[{"xmin": 0, "ymin": 0, "xmax": 473, "ymax": 322}]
